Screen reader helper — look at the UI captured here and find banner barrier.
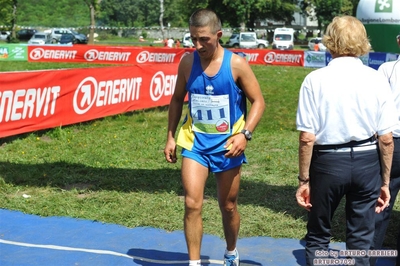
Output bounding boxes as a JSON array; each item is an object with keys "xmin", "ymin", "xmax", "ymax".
[
  {"xmin": 26, "ymin": 45, "xmax": 193, "ymax": 65},
  {"xmin": 0, "ymin": 64, "xmax": 179, "ymax": 138},
  {"xmin": 231, "ymin": 48, "xmax": 304, "ymax": 67},
  {"xmin": 304, "ymin": 51, "xmax": 326, "ymax": 68},
  {"xmin": 304, "ymin": 51, "xmax": 399, "ymax": 70},
  {"xmin": 1, "ymin": 44, "xmax": 303, "ymax": 66},
  {"xmin": 0, "ymin": 44, "xmax": 396, "ymax": 68},
  {"xmin": 0, "ymin": 44, "xmax": 398, "ymax": 138}
]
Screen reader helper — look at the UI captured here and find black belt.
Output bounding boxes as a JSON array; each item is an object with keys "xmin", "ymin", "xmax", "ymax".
[{"xmin": 314, "ymin": 136, "xmax": 377, "ymax": 151}]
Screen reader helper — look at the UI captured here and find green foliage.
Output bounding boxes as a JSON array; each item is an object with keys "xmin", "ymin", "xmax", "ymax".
[
  {"xmin": 16, "ymin": 0, "xmax": 89, "ymax": 27},
  {"xmin": 1, "ymin": 0, "xmax": 302, "ymax": 31},
  {"xmin": 315, "ymin": 0, "xmax": 342, "ymax": 29},
  {"xmin": 0, "ymin": 0, "xmax": 13, "ymax": 27},
  {"xmin": 98, "ymin": 0, "xmax": 189, "ymax": 28},
  {"xmin": 299, "ymin": 0, "xmax": 359, "ymax": 32},
  {"xmin": 341, "ymin": 0, "xmax": 354, "ymax": 16},
  {"xmin": 219, "ymin": 0, "xmax": 299, "ymax": 29},
  {"xmin": 140, "ymin": 30, "xmax": 148, "ymax": 39}
]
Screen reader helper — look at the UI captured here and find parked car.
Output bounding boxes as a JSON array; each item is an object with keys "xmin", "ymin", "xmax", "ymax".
[
  {"xmin": 0, "ymin": 31, "xmax": 10, "ymax": 41},
  {"xmin": 308, "ymin": 37, "xmax": 327, "ymax": 51},
  {"xmin": 226, "ymin": 32, "xmax": 268, "ymax": 49},
  {"xmin": 58, "ymin": 33, "xmax": 77, "ymax": 45},
  {"xmin": 70, "ymin": 29, "xmax": 88, "ymax": 44},
  {"xmin": 51, "ymin": 28, "xmax": 87, "ymax": 44},
  {"xmin": 17, "ymin": 29, "xmax": 37, "ymax": 41},
  {"xmin": 226, "ymin": 33, "xmax": 239, "ymax": 47},
  {"xmin": 28, "ymin": 32, "xmax": 52, "ymax": 45}
]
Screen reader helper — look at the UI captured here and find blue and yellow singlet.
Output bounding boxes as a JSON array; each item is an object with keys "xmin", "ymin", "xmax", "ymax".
[{"xmin": 176, "ymin": 49, "xmax": 247, "ymax": 154}]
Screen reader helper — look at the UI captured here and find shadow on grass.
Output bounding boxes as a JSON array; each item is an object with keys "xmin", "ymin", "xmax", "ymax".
[
  {"xmin": 0, "ymin": 161, "xmax": 184, "ymax": 194},
  {"xmin": 0, "ymin": 106, "xmax": 171, "ymax": 144}
]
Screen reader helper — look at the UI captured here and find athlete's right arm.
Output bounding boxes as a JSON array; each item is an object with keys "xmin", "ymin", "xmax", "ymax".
[{"xmin": 164, "ymin": 54, "xmax": 192, "ymax": 163}]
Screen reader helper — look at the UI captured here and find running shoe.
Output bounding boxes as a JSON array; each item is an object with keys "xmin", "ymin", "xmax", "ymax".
[{"xmin": 223, "ymin": 250, "xmax": 239, "ymax": 266}]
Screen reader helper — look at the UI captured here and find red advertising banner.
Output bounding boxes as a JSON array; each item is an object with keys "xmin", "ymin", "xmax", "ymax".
[
  {"xmin": 1, "ymin": 46, "xmax": 304, "ymax": 138},
  {"xmin": 0, "ymin": 64, "xmax": 179, "ymax": 138},
  {"xmin": 27, "ymin": 45, "xmax": 193, "ymax": 65},
  {"xmin": 231, "ymin": 49, "xmax": 304, "ymax": 66},
  {"xmin": 25, "ymin": 45, "xmax": 304, "ymax": 67}
]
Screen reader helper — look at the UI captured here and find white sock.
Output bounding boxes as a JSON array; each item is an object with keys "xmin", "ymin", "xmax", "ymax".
[
  {"xmin": 189, "ymin": 259, "xmax": 201, "ymax": 266},
  {"xmin": 225, "ymin": 248, "xmax": 237, "ymax": 256}
]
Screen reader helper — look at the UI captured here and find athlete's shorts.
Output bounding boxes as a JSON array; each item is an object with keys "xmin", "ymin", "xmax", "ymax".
[{"xmin": 181, "ymin": 148, "xmax": 247, "ymax": 173}]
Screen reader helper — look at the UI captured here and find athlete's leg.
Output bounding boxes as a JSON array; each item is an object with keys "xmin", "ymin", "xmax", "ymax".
[
  {"xmin": 215, "ymin": 165, "xmax": 241, "ymax": 251},
  {"xmin": 181, "ymin": 157, "xmax": 209, "ymax": 260}
]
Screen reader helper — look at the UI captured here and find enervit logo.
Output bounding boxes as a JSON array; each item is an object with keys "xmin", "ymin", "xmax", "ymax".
[
  {"xmin": 30, "ymin": 48, "xmax": 77, "ymax": 60},
  {"xmin": 264, "ymin": 52, "xmax": 302, "ymax": 64},
  {"xmin": 137, "ymin": 51, "xmax": 151, "ymax": 63},
  {"xmin": 84, "ymin": 49, "xmax": 99, "ymax": 61},
  {"xmin": 375, "ymin": 0, "xmax": 392, "ymax": 12},
  {"xmin": 264, "ymin": 52, "xmax": 276, "ymax": 63},
  {"xmin": 73, "ymin": 76, "xmax": 142, "ymax": 114},
  {"xmin": 247, "ymin": 53, "xmax": 259, "ymax": 62},
  {"xmin": 150, "ymin": 71, "xmax": 177, "ymax": 101},
  {"xmin": 30, "ymin": 48, "xmax": 45, "ymax": 60},
  {"xmin": 136, "ymin": 51, "xmax": 176, "ymax": 63},
  {"xmin": 74, "ymin": 77, "xmax": 98, "ymax": 114},
  {"xmin": 84, "ymin": 49, "xmax": 131, "ymax": 62}
]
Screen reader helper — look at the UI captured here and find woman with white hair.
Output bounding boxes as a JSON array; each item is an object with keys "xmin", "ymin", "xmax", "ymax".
[{"xmin": 295, "ymin": 16, "xmax": 398, "ymax": 265}]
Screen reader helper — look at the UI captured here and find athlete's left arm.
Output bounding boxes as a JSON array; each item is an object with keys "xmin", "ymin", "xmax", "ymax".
[
  {"xmin": 224, "ymin": 55, "xmax": 265, "ymax": 157},
  {"xmin": 232, "ymin": 54, "xmax": 265, "ymax": 133}
]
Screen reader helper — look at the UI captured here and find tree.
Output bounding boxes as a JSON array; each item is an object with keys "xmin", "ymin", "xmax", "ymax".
[
  {"xmin": 83, "ymin": 0, "xmax": 100, "ymax": 44},
  {"xmin": 0, "ymin": 0, "xmax": 306, "ymax": 37},
  {"xmin": 252, "ymin": 0, "xmax": 299, "ymax": 27},
  {"xmin": 341, "ymin": 0, "xmax": 354, "ymax": 16},
  {"xmin": 11, "ymin": 0, "xmax": 17, "ymax": 39},
  {"xmin": 218, "ymin": 0, "xmax": 298, "ymax": 30},
  {"xmin": 16, "ymin": 0, "xmax": 88, "ymax": 27},
  {"xmin": 299, "ymin": 0, "xmax": 347, "ymax": 34},
  {"xmin": 299, "ymin": 0, "xmax": 361, "ymax": 34},
  {"xmin": 0, "ymin": 0, "xmax": 18, "ymax": 40},
  {"xmin": 159, "ymin": 0, "xmax": 165, "ymax": 39},
  {"xmin": 0, "ymin": 0, "xmax": 13, "ymax": 28}
]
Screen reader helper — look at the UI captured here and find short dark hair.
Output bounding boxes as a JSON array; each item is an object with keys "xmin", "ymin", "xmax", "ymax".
[
  {"xmin": 397, "ymin": 33, "xmax": 400, "ymax": 40},
  {"xmin": 189, "ymin": 9, "xmax": 222, "ymax": 34}
]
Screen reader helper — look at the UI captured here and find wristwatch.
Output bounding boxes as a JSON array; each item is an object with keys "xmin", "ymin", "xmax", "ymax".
[{"xmin": 240, "ymin": 129, "xmax": 252, "ymax": 141}]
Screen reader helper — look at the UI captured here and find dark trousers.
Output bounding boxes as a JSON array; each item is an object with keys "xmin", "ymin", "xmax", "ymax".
[
  {"xmin": 371, "ymin": 138, "xmax": 400, "ymax": 266},
  {"xmin": 305, "ymin": 149, "xmax": 381, "ymax": 266}
]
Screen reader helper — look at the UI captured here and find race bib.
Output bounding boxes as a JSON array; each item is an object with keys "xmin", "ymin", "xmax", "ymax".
[{"xmin": 191, "ymin": 94, "xmax": 230, "ymax": 134}]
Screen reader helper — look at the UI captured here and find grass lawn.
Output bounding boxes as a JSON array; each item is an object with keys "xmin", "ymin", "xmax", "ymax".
[{"xmin": 0, "ymin": 61, "xmax": 399, "ymax": 250}]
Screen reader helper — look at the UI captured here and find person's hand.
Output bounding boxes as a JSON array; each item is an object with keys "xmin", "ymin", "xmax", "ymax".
[
  {"xmin": 375, "ymin": 185, "xmax": 391, "ymax": 213},
  {"xmin": 224, "ymin": 133, "xmax": 247, "ymax": 158},
  {"xmin": 296, "ymin": 183, "xmax": 312, "ymax": 211},
  {"xmin": 164, "ymin": 139, "xmax": 177, "ymax": 163}
]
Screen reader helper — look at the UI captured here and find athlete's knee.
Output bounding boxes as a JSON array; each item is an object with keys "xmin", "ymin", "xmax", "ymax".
[
  {"xmin": 220, "ymin": 200, "xmax": 237, "ymax": 214},
  {"xmin": 184, "ymin": 196, "xmax": 203, "ymax": 213}
]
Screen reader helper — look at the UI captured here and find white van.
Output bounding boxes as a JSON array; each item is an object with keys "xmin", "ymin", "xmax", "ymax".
[{"xmin": 272, "ymin": 28, "xmax": 294, "ymax": 50}]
